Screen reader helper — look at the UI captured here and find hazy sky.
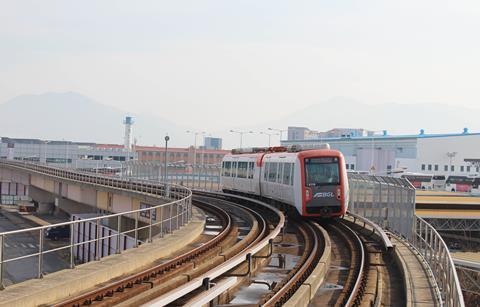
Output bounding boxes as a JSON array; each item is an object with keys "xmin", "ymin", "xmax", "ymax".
[{"xmin": 2, "ymin": 1, "xmax": 480, "ymax": 131}]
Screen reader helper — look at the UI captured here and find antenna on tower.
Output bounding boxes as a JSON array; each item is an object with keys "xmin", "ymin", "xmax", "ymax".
[{"xmin": 123, "ymin": 116, "xmax": 135, "ymax": 150}]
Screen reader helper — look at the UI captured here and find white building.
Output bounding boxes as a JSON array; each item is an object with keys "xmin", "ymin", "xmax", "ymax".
[
  {"xmin": 282, "ymin": 128, "xmax": 480, "ymax": 176},
  {"xmin": 0, "ymin": 137, "xmax": 136, "ymax": 171}
]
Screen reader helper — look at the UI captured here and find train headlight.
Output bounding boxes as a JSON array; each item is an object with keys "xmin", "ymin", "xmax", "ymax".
[{"xmin": 305, "ymin": 187, "xmax": 313, "ymax": 202}]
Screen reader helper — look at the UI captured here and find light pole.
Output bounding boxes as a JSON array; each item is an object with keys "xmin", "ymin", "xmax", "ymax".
[
  {"xmin": 186, "ymin": 130, "xmax": 206, "ymax": 186},
  {"xmin": 62, "ymin": 139, "xmax": 69, "ymax": 168},
  {"xmin": 268, "ymin": 127, "xmax": 287, "ymax": 145},
  {"xmin": 164, "ymin": 135, "xmax": 170, "ymax": 182},
  {"xmin": 43, "ymin": 141, "xmax": 50, "ymax": 165},
  {"xmin": 447, "ymin": 152, "xmax": 457, "ymax": 175},
  {"xmin": 368, "ymin": 130, "xmax": 386, "ymax": 175},
  {"xmin": 260, "ymin": 131, "xmax": 279, "ymax": 147},
  {"xmin": 230, "ymin": 130, "xmax": 253, "ymax": 148}
]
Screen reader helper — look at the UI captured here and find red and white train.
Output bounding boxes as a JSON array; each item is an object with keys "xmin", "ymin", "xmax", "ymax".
[{"xmin": 220, "ymin": 145, "xmax": 349, "ymax": 218}]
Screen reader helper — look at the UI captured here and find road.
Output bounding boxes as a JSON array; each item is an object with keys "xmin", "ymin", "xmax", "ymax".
[{"xmin": 0, "ymin": 210, "xmax": 70, "ymax": 286}]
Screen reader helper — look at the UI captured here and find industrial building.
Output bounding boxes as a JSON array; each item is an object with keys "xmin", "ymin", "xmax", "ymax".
[
  {"xmin": 135, "ymin": 146, "xmax": 228, "ymax": 165},
  {"xmin": 283, "ymin": 127, "xmax": 480, "ymax": 176},
  {"xmin": 0, "ymin": 137, "xmax": 136, "ymax": 171}
]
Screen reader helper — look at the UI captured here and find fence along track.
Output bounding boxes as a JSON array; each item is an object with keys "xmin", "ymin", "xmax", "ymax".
[
  {"xmin": 0, "ymin": 161, "xmax": 193, "ymax": 289},
  {"xmin": 52, "ymin": 201, "xmax": 232, "ymax": 307}
]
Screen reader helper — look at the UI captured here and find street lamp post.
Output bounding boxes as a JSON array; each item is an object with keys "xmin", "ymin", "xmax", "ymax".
[
  {"xmin": 186, "ymin": 130, "xmax": 206, "ymax": 187},
  {"xmin": 164, "ymin": 135, "xmax": 170, "ymax": 182},
  {"xmin": 62, "ymin": 139, "xmax": 69, "ymax": 169},
  {"xmin": 267, "ymin": 127, "xmax": 287, "ymax": 145},
  {"xmin": 230, "ymin": 130, "xmax": 253, "ymax": 148},
  {"xmin": 368, "ymin": 130, "xmax": 386, "ymax": 175},
  {"xmin": 43, "ymin": 141, "xmax": 50, "ymax": 165}
]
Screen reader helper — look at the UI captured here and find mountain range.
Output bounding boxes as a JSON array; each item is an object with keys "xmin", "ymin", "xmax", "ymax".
[{"xmin": 1, "ymin": 92, "xmax": 478, "ymax": 149}]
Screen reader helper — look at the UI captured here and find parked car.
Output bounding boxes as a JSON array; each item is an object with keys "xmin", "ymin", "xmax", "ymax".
[{"xmin": 45, "ymin": 226, "xmax": 70, "ymax": 240}]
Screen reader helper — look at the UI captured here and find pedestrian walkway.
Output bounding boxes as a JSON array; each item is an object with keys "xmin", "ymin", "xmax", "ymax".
[{"xmin": 391, "ymin": 235, "xmax": 441, "ymax": 306}]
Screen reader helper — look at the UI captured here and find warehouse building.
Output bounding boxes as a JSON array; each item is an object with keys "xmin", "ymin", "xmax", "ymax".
[{"xmin": 282, "ymin": 128, "xmax": 480, "ymax": 176}]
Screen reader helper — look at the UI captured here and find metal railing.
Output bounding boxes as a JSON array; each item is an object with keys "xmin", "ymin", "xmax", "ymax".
[
  {"xmin": 123, "ymin": 161, "xmax": 222, "ymax": 191},
  {"xmin": 0, "ymin": 160, "xmax": 192, "ymax": 288},
  {"xmin": 348, "ymin": 173, "xmax": 465, "ymax": 307},
  {"xmin": 413, "ymin": 216, "xmax": 465, "ymax": 306},
  {"xmin": 453, "ymin": 261, "xmax": 480, "ymax": 299},
  {"xmin": 348, "ymin": 173, "xmax": 415, "ymax": 240}
]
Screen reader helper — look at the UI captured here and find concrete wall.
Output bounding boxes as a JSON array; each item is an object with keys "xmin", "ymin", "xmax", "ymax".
[
  {"xmin": 0, "ymin": 165, "xmax": 169, "ymax": 219},
  {"xmin": 0, "ymin": 167, "xmax": 30, "ymax": 185}
]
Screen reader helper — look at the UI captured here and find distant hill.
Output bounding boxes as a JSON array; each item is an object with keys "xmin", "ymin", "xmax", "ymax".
[
  {"xmin": 1, "ymin": 93, "xmax": 478, "ymax": 149},
  {"xmin": 0, "ymin": 92, "xmax": 190, "ymax": 146}
]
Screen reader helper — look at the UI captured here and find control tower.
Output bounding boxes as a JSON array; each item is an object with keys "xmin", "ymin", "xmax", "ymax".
[{"xmin": 123, "ymin": 116, "xmax": 134, "ymax": 150}]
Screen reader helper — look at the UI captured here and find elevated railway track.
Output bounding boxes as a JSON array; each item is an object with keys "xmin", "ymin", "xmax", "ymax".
[{"xmin": 0, "ymin": 161, "xmax": 467, "ymax": 306}]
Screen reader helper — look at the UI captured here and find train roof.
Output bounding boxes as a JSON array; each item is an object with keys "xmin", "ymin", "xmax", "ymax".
[{"xmin": 223, "ymin": 148, "xmax": 344, "ymax": 161}]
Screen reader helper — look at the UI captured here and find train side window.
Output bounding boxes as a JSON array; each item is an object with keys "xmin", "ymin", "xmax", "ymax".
[
  {"xmin": 238, "ymin": 162, "xmax": 248, "ymax": 178},
  {"xmin": 248, "ymin": 162, "xmax": 255, "ymax": 179},
  {"xmin": 224, "ymin": 161, "xmax": 231, "ymax": 176},
  {"xmin": 277, "ymin": 163, "xmax": 284, "ymax": 183},
  {"xmin": 268, "ymin": 162, "xmax": 277, "ymax": 182},
  {"xmin": 264, "ymin": 162, "xmax": 269, "ymax": 181},
  {"xmin": 232, "ymin": 161, "xmax": 237, "ymax": 177},
  {"xmin": 290, "ymin": 163, "xmax": 294, "ymax": 185},
  {"xmin": 283, "ymin": 163, "xmax": 291, "ymax": 185},
  {"xmin": 350, "ymin": 164, "xmax": 355, "ymax": 170}
]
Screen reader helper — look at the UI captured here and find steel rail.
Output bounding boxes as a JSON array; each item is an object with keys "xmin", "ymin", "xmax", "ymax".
[
  {"xmin": 145, "ymin": 191, "xmax": 285, "ymax": 306},
  {"xmin": 263, "ymin": 220, "xmax": 321, "ymax": 306},
  {"xmin": 342, "ymin": 222, "xmax": 366, "ymax": 307},
  {"xmin": 52, "ymin": 201, "xmax": 232, "ymax": 307}
]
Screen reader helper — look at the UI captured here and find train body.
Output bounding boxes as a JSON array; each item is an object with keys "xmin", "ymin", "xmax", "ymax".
[{"xmin": 220, "ymin": 147, "xmax": 349, "ymax": 218}]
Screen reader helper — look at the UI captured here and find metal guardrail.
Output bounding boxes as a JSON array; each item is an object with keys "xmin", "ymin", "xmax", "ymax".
[
  {"xmin": 454, "ymin": 258, "xmax": 480, "ymax": 270},
  {"xmin": 123, "ymin": 160, "xmax": 222, "ymax": 191},
  {"xmin": 453, "ymin": 261, "xmax": 480, "ymax": 298},
  {"xmin": 346, "ymin": 212, "xmax": 393, "ymax": 250},
  {"xmin": 413, "ymin": 216, "xmax": 466, "ymax": 306},
  {"xmin": 348, "ymin": 173, "xmax": 465, "ymax": 307},
  {"xmin": 0, "ymin": 160, "xmax": 192, "ymax": 289}
]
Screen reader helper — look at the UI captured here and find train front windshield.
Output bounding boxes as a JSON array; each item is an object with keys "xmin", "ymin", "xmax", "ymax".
[{"xmin": 305, "ymin": 157, "xmax": 340, "ymax": 186}]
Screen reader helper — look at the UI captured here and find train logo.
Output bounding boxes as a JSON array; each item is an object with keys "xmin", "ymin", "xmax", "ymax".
[{"xmin": 313, "ymin": 192, "xmax": 335, "ymax": 198}]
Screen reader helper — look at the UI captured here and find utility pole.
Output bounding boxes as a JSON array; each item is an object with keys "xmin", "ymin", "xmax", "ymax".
[{"xmin": 164, "ymin": 135, "xmax": 170, "ymax": 182}]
